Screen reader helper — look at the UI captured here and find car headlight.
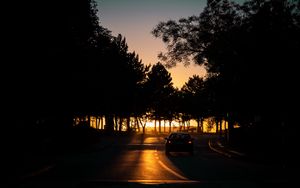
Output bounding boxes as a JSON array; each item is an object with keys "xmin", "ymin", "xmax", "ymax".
[{"xmin": 188, "ymin": 141, "xmax": 192, "ymax": 144}]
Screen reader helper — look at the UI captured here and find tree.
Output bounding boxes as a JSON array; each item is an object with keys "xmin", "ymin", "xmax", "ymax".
[
  {"xmin": 97, "ymin": 34, "xmax": 149, "ymax": 132},
  {"xmin": 152, "ymin": 0, "xmax": 300, "ymax": 151},
  {"xmin": 125, "ymin": 51, "xmax": 150, "ymax": 128},
  {"xmin": 4, "ymin": 0, "xmax": 112, "ymax": 127},
  {"xmin": 3, "ymin": 0, "xmax": 118, "ymax": 159},
  {"xmin": 144, "ymin": 62, "xmax": 174, "ymax": 133},
  {"xmin": 181, "ymin": 75, "xmax": 209, "ymax": 133}
]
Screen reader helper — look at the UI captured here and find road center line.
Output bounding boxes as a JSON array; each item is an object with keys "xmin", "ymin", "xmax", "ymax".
[
  {"xmin": 157, "ymin": 160, "xmax": 188, "ymax": 180},
  {"xmin": 208, "ymin": 140, "xmax": 232, "ymax": 158}
]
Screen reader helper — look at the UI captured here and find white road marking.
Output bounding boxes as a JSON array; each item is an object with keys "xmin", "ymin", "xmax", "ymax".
[
  {"xmin": 157, "ymin": 160, "xmax": 188, "ymax": 180},
  {"xmin": 217, "ymin": 141, "xmax": 225, "ymax": 148},
  {"xmin": 88, "ymin": 179, "xmax": 200, "ymax": 184},
  {"xmin": 228, "ymin": 149, "xmax": 245, "ymax": 156},
  {"xmin": 213, "ymin": 140, "xmax": 245, "ymax": 156},
  {"xmin": 154, "ymin": 149, "xmax": 190, "ymax": 180},
  {"xmin": 128, "ymin": 179, "xmax": 199, "ymax": 184},
  {"xmin": 208, "ymin": 140, "xmax": 232, "ymax": 158}
]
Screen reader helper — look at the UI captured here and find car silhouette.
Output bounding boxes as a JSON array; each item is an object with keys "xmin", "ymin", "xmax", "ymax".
[{"xmin": 165, "ymin": 132, "xmax": 194, "ymax": 155}]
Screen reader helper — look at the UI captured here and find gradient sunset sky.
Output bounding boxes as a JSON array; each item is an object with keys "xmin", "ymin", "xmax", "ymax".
[{"xmin": 96, "ymin": 0, "xmax": 244, "ymax": 88}]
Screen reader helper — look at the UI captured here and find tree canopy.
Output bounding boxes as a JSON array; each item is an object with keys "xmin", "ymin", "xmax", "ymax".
[
  {"xmin": 152, "ymin": 0, "xmax": 300, "ymax": 115},
  {"xmin": 4, "ymin": 0, "xmax": 151, "ymax": 131}
]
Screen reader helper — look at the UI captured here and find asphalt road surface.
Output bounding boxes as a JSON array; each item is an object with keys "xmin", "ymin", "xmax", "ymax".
[{"xmin": 12, "ymin": 133, "xmax": 291, "ymax": 188}]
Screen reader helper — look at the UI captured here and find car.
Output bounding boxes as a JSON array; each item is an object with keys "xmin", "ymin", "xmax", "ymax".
[{"xmin": 165, "ymin": 132, "xmax": 194, "ymax": 155}]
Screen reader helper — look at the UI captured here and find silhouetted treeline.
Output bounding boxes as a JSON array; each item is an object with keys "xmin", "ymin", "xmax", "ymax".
[
  {"xmin": 153, "ymin": 0, "xmax": 299, "ymax": 165},
  {"xmin": 5, "ymin": 0, "xmax": 107, "ymax": 125},
  {"xmin": 3, "ymin": 0, "xmax": 175, "ymax": 137},
  {"xmin": 2, "ymin": 0, "xmax": 152, "ymax": 152}
]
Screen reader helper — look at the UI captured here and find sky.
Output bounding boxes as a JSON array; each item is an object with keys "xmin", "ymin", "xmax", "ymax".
[{"xmin": 95, "ymin": 0, "xmax": 209, "ymax": 88}]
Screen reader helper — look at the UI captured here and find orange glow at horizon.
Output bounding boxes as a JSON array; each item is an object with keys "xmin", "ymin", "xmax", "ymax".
[{"xmin": 85, "ymin": 116, "xmax": 229, "ymax": 134}]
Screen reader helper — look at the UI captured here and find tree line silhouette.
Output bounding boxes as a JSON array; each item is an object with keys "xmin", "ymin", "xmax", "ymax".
[
  {"xmin": 4, "ymin": 1, "xmax": 176, "ymax": 142},
  {"xmin": 3, "ymin": 0, "xmax": 299, "ymax": 165},
  {"xmin": 152, "ymin": 0, "xmax": 299, "ymax": 164}
]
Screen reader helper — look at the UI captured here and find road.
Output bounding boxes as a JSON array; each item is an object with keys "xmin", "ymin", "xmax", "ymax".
[{"xmin": 14, "ymin": 133, "xmax": 290, "ymax": 188}]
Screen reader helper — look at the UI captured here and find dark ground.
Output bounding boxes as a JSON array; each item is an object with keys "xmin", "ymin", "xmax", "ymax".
[{"xmin": 2, "ymin": 126, "xmax": 295, "ymax": 187}]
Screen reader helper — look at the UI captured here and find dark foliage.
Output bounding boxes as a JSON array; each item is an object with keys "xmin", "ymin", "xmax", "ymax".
[{"xmin": 152, "ymin": 0, "xmax": 300, "ymax": 163}]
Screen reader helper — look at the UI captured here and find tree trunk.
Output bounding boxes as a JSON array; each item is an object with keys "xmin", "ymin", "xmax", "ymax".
[
  {"xmin": 138, "ymin": 118, "xmax": 146, "ymax": 134},
  {"xmin": 105, "ymin": 114, "xmax": 114, "ymax": 133},
  {"xmin": 197, "ymin": 118, "xmax": 200, "ymax": 133},
  {"xmin": 219, "ymin": 119, "xmax": 223, "ymax": 137},
  {"xmin": 126, "ymin": 116, "xmax": 131, "ymax": 132},
  {"xmin": 169, "ymin": 120, "xmax": 172, "ymax": 133},
  {"xmin": 100, "ymin": 116, "xmax": 104, "ymax": 130},
  {"xmin": 187, "ymin": 120, "xmax": 190, "ymax": 130},
  {"xmin": 201, "ymin": 118, "xmax": 204, "ymax": 133},
  {"xmin": 88, "ymin": 115, "xmax": 91, "ymax": 127},
  {"xmin": 135, "ymin": 116, "xmax": 140, "ymax": 132},
  {"xmin": 95, "ymin": 117, "xmax": 99, "ymax": 129},
  {"xmin": 119, "ymin": 117, "xmax": 123, "ymax": 132},
  {"xmin": 215, "ymin": 118, "xmax": 219, "ymax": 134},
  {"xmin": 114, "ymin": 116, "xmax": 118, "ymax": 131},
  {"xmin": 158, "ymin": 117, "xmax": 161, "ymax": 133},
  {"xmin": 227, "ymin": 113, "xmax": 234, "ymax": 144}
]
